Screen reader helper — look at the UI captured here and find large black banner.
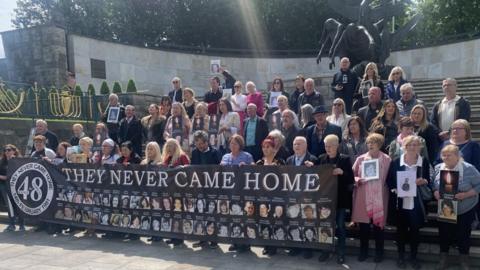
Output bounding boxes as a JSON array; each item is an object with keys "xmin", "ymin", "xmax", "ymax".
[{"xmin": 8, "ymin": 158, "xmax": 337, "ymax": 249}]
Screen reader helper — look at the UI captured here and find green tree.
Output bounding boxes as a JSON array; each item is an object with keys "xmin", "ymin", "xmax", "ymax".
[
  {"xmin": 126, "ymin": 79, "xmax": 137, "ymax": 93},
  {"xmin": 74, "ymin": 85, "xmax": 83, "ymax": 96},
  {"xmin": 87, "ymin": 83, "xmax": 96, "ymax": 96},
  {"xmin": 100, "ymin": 81, "xmax": 110, "ymax": 95},
  {"xmin": 112, "ymin": 81, "xmax": 122, "ymax": 94}
]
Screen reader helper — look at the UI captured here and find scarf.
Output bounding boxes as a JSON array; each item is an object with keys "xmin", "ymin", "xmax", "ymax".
[{"xmin": 363, "ymin": 154, "xmax": 385, "ymax": 228}]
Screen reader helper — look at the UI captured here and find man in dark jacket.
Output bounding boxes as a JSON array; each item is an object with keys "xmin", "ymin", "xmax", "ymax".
[
  {"xmin": 331, "ymin": 57, "xmax": 358, "ymax": 114},
  {"xmin": 357, "ymin": 86, "xmax": 383, "ymax": 129},
  {"xmin": 298, "ymin": 78, "xmax": 325, "ymax": 110},
  {"xmin": 243, "ymin": 103, "xmax": 269, "ymax": 162},
  {"xmin": 102, "ymin": 93, "xmax": 126, "ymax": 142},
  {"xmin": 306, "ymin": 105, "xmax": 342, "ymax": 157},
  {"xmin": 430, "ymin": 78, "xmax": 471, "ymax": 141},
  {"xmin": 118, "ymin": 105, "xmax": 143, "ymax": 156},
  {"xmin": 34, "ymin": 119, "xmax": 59, "ymax": 152},
  {"xmin": 204, "ymin": 77, "xmax": 223, "ymax": 115},
  {"xmin": 191, "ymin": 130, "xmax": 220, "ymax": 165}
]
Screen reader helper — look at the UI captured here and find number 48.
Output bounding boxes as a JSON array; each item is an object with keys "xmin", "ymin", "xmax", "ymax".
[{"xmin": 17, "ymin": 176, "xmax": 43, "ymax": 202}]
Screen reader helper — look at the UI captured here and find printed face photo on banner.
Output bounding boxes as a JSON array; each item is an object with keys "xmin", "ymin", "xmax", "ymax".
[{"xmin": 9, "ymin": 159, "xmax": 337, "ymax": 249}]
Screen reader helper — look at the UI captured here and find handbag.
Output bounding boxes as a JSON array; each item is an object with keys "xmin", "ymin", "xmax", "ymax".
[{"xmin": 418, "ymin": 184, "xmax": 433, "ymax": 201}]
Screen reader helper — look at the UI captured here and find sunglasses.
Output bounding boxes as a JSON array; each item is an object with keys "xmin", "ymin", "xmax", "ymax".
[
  {"xmin": 172, "ymin": 81, "xmax": 179, "ymax": 84},
  {"xmin": 333, "ymin": 103, "xmax": 343, "ymax": 106},
  {"xmin": 4, "ymin": 148, "xmax": 12, "ymax": 152},
  {"xmin": 234, "ymin": 85, "xmax": 241, "ymax": 88}
]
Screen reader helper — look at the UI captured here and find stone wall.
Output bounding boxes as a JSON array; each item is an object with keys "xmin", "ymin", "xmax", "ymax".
[
  {"xmin": 386, "ymin": 39, "xmax": 480, "ymax": 79},
  {"xmin": 1, "ymin": 25, "xmax": 68, "ymax": 87},
  {"xmin": 69, "ymin": 35, "xmax": 336, "ymax": 97}
]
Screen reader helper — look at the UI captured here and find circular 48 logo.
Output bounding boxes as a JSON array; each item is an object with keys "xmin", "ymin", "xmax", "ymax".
[{"xmin": 9, "ymin": 162, "xmax": 54, "ymax": 216}]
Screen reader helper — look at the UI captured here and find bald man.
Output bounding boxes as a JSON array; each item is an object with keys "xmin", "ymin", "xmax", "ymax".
[
  {"xmin": 331, "ymin": 57, "xmax": 359, "ymax": 114},
  {"xmin": 357, "ymin": 87, "xmax": 383, "ymax": 128}
]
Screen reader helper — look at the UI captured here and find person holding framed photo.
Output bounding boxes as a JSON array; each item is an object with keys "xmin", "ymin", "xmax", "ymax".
[
  {"xmin": 352, "ymin": 133, "xmax": 391, "ymax": 263},
  {"xmin": 386, "ymin": 135, "xmax": 430, "ymax": 269},
  {"xmin": 433, "ymin": 144, "xmax": 480, "ymax": 270}
]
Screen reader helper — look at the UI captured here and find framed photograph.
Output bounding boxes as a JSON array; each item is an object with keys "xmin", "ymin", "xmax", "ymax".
[
  {"xmin": 359, "ymin": 79, "xmax": 374, "ymax": 98},
  {"xmin": 437, "ymin": 199, "xmax": 457, "ymax": 224},
  {"xmin": 69, "ymin": 153, "xmax": 88, "ymax": 164},
  {"xmin": 440, "ymin": 170, "xmax": 459, "ymax": 198},
  {"xmin": 107, "ymin": 107, "xmax": 120, "ymax": 123},
  {"xmin": 269, "ymin": 91, "xmax": 281, "ymax": 108},
  {"xmin": 396, "ymin": 170, "xmax": 417, "ymax": 198},
  {"xmin": 210, "ymin": 59, "xmax": 221, "ymax": 74},
  {"xmin": 361, "ymin": 159, "xmax": 379, "ymax": 181}
]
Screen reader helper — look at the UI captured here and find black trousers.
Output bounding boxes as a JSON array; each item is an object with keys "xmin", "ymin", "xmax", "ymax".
[
  {"xmin": 244, "ymin": 146, "xmax": 262, "ymax": 162},
  {"xmin": 0, "ymin": 181, "xmax": 23, "ymax": 226},
  {"xmin": 438, "ymin": 207, "xmax": 475, "ymax": 255},
  {"xmin": 396, "ymin": 210, "xmax": 420, "ymax": 259},
  {"xmin": 359, "ymin": 222, "xmax": 384, "ymax": 256}
]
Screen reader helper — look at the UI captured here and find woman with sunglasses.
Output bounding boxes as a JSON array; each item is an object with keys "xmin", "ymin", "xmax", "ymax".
[
  {"xmin": 0, "ymin": 145, "xmax": 25, "ymax": 231},
  {"xmin": 326, "ymin": 98, "xmax": 351, "ymax": 133},
  {"xmin": 386, "ymin": 66, "xmax": 408, "ymax": 102}
]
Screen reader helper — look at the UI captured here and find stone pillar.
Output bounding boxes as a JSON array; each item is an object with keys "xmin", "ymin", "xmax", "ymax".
[{"xmin": 1, "ymin": 25, "xmax": 68, "ymax": 88}]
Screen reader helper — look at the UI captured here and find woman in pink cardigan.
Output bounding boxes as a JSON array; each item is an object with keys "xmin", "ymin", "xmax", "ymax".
[
  {"xmin": 352, "ymin": 133, "xmax": 391, "ymax": 263},
  {"xmin": 245, "ymin": 81, "xmax": 264, "ymax": 117}
]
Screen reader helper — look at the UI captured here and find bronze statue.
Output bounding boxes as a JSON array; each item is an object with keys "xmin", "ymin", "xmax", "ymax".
[{"xmin": 317, "ymin": 0, "xmax": 421, "ymax": 76}]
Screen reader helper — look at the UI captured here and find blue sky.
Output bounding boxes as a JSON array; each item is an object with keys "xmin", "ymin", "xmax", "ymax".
[{"xmin": 0, "ymin": 0, "xmax": 18, "ymax": 58}]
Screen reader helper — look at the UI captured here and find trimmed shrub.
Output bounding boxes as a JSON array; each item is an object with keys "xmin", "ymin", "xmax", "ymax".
[
  {"xmin": 126, "ymin": 79, "xmax": 137, "ymax": 93},
  {"xmin": 100, "ymin": 81, "xmax": 110, "ymax": 95},
  {"xmin": 112, "ymin": 81, "xmax": 122, "ymax": 94}
]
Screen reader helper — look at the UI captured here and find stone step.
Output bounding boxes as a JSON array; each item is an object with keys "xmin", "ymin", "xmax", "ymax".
[
  {"xmin": 415, "ymin": 87, "xmax": 480, "ymax": 95},
  {"xmin": 411, "ymin": 77, "xmax": 480, "ymax": 86}
]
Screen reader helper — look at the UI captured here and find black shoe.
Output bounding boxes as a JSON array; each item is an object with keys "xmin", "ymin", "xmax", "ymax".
[
  {"xmin": 336, "ymin": 255, "xmax": 345, "ymax": 264},
  {"xmin": 397, "ymin": 258, "xmax": 407, "ymax": 269},
  {"xmin": 358, "ymin": 253, "xmax": 368, "ymax": 262},
  {"xmin": 374, "ymin": 254, "xmax": 383, "ymax": 263},
  {"xmin": 192, "ymin": 241, "xmax": 206, "ymax": 248},
  {"xmin": 262, "ymin": 248, "xmax": 269, "ymax": 255},
  {"xmin": 303, "ymin": 250, "xmax": 313, "ymax": 259},
  {"xmin": 208, "ymin": 242, "xmax": 218, "ymax": 249},
  {"xmin": 268, "ymin": 247, "xmax": 277, "ymax": 256},
  {"xmin": 149, "ymin": 236, "xmax": 163, "ymax": 242},
  {"xmin": 228, "ymin": 244, "xmax": 238, "ymax": 252},
  {"xmin": 288, "ymin": 248, "xmax": 302, "ymax": 256},
  {"xmin": 237, "ymin": 245, "xmax": 250, "ymax": 253},
  {"xmin": 410, "ymin": 259, "xmax": 422, "ymax": 270},
  {"xmin": 318, "ymin": 252, "xmax": 329, "ymax": 262}
]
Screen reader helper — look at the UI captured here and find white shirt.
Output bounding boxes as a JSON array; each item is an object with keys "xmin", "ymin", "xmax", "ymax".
[
  {"xmin": 231, "ymin": 94, "xmax": 247, "ymax": 112},
  {"xmin": 439, "ymin": 95, "xmax": 460, "ymax": 132},
  {"xmin": 326, "ymin": 114, "xmax": 351, "ymax": 132},
  {"xmin": 399, "ymin": 154, "xmax": 423, "ymax": 210}
]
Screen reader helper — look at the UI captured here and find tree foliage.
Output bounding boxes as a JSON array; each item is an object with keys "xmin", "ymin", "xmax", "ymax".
[
  {"xmin": 11, "ymin": 0, "xmax": 480, "ymax": 51},
  {"xmin": 100, "ymin": 81, "xmax": 110, "ymax": 95},
  {"xmin": 87, "ymin": 83, "xmax": 96, "ymax": 96},
  {"xmin": 126, "ymin": 79, "xmax": 137, "ymax": 93},
  {"xmin": 112, "ymin": 81, "xmax": 122, "ymax": 94}
]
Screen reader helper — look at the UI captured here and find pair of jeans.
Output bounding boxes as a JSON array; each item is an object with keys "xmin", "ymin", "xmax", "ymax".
[{"xmin": 438, "ymin": 207, "xmax": 475, "ymax": 255}]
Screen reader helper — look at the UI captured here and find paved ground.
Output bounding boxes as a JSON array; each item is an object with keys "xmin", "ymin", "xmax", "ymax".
[{"xmin": 0, "ymin": 223, "xmax": 439, "ymax": 270}]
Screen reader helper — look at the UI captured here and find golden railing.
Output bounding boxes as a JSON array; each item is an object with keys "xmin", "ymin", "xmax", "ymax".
[
  {"xmin": 0, "ymin": 82, "xmax": 25, "ymax": 114},
  {"xmin": 49, "ymin": 91, "xmax": 82, "ymax": 118}
]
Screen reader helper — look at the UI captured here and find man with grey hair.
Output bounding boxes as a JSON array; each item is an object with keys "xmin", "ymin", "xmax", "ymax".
[
  {"xmin": 430, "ymin": 78, "xmax": 471, "ymax": 141},
  {"xmin": 118, "ymin": 105, "xmax": 142, "ymax": 155},
  {"xmin": 34, "ymin": 119, "xmax": 58, "ymax": 152},
  {"xmin": 243, "ymin": 103, "xmax": 269, "ymax": 162},
  {"xmin": 281, "ymin": 109, "xmax": 301, "ymax": 156},
  {"xmin": 331, "ymin": 57, "xmax": 359, "ymax": 114},
  {"xmin": 396, "ymin": 83, "xmax": 423, "ymax": 117},
  {"xmin": 168, "ymin": 77, "xmax": 183, "ymax": 103},
  {"xmin": 298, "ymin": 78, "xmax": 325, "ymax": 110},
  {"xmin": 102, "ymin": 93, "xmax": 125, "ymax": 142}
]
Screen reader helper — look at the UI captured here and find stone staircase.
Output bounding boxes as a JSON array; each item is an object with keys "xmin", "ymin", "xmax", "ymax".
[{"xmin": 413, "ymin": 76, "xmax": 480, "ymax": 141}]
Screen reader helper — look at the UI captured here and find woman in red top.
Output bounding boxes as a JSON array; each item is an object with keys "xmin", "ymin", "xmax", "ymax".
[{"xmin": 161, "ymin": 138, "xmax": 190, "ymax": 167}]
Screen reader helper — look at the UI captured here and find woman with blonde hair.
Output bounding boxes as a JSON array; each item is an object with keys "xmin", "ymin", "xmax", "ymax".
[
  {"xmin": 231, "ymin": 81, "xmax": 247, "ymax": 133},
  {"xmin": 386, "ymin": 66, "xmax": 408, "ymax": 101},
  {"xmin": 161, "ymin": 138, "xmax": 190, "ymax": 168},
  {"xmin": 164, "ymin": 102, "xmax": 191, "ymax": 152},
  {"xmin": 217, "ymin": 98, "xmax": 240, "ymax": 152},
  {"xmin": 182, "ymin": 87, "xmax": 198, "ymax": 119},
  {"xmin": 410, "ymin": 104, "xmax": 439, "ymax": 164},
  {"xmin": 141, "ymin": 142, "xmax": 162, "ymax": 165},
  {"xmin": 354, "ymin": 62, "xmax": 385, "ymax": 112},
  {"xmin": 326, "ymin": 98, "xmax": 351, "ymax": 132}
]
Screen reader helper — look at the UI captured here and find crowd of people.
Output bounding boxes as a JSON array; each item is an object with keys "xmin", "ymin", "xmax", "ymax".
[{"xmin": 0, "ymin": 58, "xmax": 479, "ymax": 270}]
